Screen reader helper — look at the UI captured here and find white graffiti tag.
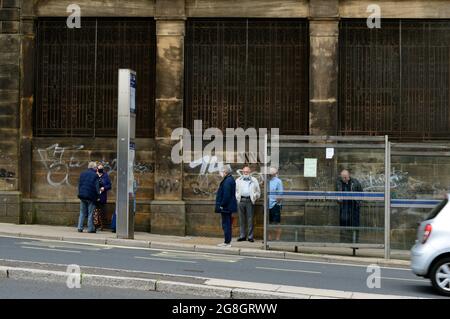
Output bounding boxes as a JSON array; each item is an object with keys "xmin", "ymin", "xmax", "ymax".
[
  {"xmin": 189, "ymin": 155, "xmax": 224, "ymax": 175},
  {"xmin": 37, "ymin": 144, "xmax": 85, "ymax": 187}
]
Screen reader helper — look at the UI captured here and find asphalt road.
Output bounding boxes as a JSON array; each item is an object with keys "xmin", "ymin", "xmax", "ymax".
[
  {"xmin": 0, "ymin": 278, "xmax": 203, "ymax": 299},
  {"xmin": 0, "ymin": 235, "xmax": 445, "ymax": 299}
]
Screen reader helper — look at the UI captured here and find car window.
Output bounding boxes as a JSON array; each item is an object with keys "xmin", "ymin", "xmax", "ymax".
[{"xmin": 426, "ymin": 198, "xmax": 448, "ymax": 220}]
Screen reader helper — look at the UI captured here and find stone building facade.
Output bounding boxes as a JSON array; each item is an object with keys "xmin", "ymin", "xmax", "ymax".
[{"xmin": 1, "ymin": 0, "xmax": 450, "ymax": 249}]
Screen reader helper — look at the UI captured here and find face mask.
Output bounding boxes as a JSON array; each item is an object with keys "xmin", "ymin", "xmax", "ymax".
[{"xmin": 98, "ymin": 169, "xmax": 104, "ymax": 174}]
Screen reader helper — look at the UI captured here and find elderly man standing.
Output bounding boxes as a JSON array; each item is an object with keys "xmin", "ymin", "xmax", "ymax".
[
  {"xmin": 236, "ymin": 166, "xmax": 261, "ymax": 242},
  {"xmin": 77, "ymin": 161, "xmax": 100, "ymax": 233},
  {"xmin": 336, "ymin": 169, "xmax": 363, "ymax": 243},
  {"xmin": 215, "ymin": 165, "xmax": 237, "ymax": 247}
]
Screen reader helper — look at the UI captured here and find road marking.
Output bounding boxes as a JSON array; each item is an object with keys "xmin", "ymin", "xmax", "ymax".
[
  {"xmin": 21, "ymin": 246, "xmax": 81, "ymax": 254},
  {"xmin": 256, "ymin": 266, "xmax": 322, "ymax": 274},
  {"xmin": 18, "ymin": 241, "xmax": 106, "ymax": 251},
  {"xmin": 381, "ymin": 276, "xmax": 428, "ymax": 283},
  {"xmin": 155, "ymin": 251, "xmax": 241, "ymax": 263},
  {"xmin": 0, "ymin": 258, "xmax": 209, "ymax": 282},
  {"xmin": 134, "ymin": 256, "xmax": 197, "ymax": 264},
  {"xmin": 280, "ymin": 258, "xmax": 411, "ymax": 271}
]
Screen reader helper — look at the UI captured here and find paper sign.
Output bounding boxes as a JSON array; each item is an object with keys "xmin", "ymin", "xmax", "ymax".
[
  {"xmin": 304, "ymin": 158, "xmax": 317, "ymax": 177},
  {"xmin": 326, "ymin": 147, "xmax": 334, "ymax": 159}
]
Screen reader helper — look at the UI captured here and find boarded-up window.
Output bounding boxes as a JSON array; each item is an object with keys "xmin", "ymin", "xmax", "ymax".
[{"xmin": 34, "ymin": 18, "xmax": 156, "ymax": 137}]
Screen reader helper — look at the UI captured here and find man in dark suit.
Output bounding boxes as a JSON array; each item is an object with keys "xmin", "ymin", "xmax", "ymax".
[
  {"xmin": 77, "ymin": 161, "xmax": 100, "ymax": 233},
  {"xmin": 215, "ymin": 165, "xmax": 237, "ymax": 247}
]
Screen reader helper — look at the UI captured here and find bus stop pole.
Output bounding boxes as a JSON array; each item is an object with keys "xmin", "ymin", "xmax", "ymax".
[
  {"xmin": 384, "ymin": 135, "xmax": 391, "ymax": 259},
  {"xmin": 117, "ymin": 69, "xmax": 136, "ymax": 239},
  {"xmin": 263, "ymin": 133, "xmax": 268, "ymax": 250}
]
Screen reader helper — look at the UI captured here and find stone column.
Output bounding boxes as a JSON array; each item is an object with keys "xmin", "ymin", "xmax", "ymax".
[
  {"xmin": 0, "ymin": 0, "xmax": 22, "ymax": 223},
  {"xmin": 309, "ymin": 0, "xmax": 339, "ymax": 135},
  {"xmin": 19, "ymin": 0, "xmax": 34, "ymax": 201},
  {"xmin": 307, "ymin": 1, "xmax": 340, "ymax": 241},
  {"xmin": 151, "ymin": 1, "xmax": 186, "ymax": 235}
]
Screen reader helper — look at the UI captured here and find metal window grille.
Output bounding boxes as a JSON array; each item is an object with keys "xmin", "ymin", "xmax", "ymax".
[
  {"xmin": 339, "ymin": 19, "xmax": 450, "ymax": 140},
  {"xmin": 185, "ymin": 19, "xmax": 309, "ymax": 134},
  {"xmin": 34, "ymin": 18, "xmax": 156, "ymax": 137}
]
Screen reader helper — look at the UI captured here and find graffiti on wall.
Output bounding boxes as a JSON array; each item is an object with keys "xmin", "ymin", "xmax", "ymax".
[
  {"xmin": 0, "ymin": 169, "xmax": 16, "ymax": 190},
  {"xmin": 310, "ymin": 166, "xmax": 448, "ymax": 197},
  {"xmin": 188, "ymin": 155, "xmax": 223, "ymax": 196},
  {"xmin": 37, "ymin": 144, "xmax": 85, "ymax": 187},
  {"xmin": 355, "ymin": 167, "xmax": 448, "ymax": 198},
  {"xmin": 37, "ymin": 144, "xmax": 154, "ymax": 188},
  {"xmin": 0, "ymin": 169, "xmax": 15, "ymax": 179},
  {"xmin": 156, "ymin": 178, "xmax": 180, "ymax": 194},
  {"xmin": 187, "ymin": 155, "xmax": 293, "ymax": 197},
  {"xmin": 0, "ymin": 168, "xmax": 16, "ymax": 189},
  {"xmin": 0, "ymin": 149, "xmax": 17, "ymax": 188},
  {"xmin": 0, "ymin": 150, "xmax": 13, "ymax": 162}
]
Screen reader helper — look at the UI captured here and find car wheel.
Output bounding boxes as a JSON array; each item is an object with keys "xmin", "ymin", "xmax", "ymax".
[{"xmin": 430, "ymin": 257, "xmax": 450, "ymax": 296}]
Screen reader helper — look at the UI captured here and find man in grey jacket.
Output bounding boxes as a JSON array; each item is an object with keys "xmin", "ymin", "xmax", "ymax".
[{"xmin": 235, "ymin": 166, "xmax": 261, "ymax": 242}]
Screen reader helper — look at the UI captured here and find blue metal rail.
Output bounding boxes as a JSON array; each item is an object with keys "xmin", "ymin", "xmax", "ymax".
[{"xmin": 267, "ymin": 191, "xmax": 442, "ymax": 208}]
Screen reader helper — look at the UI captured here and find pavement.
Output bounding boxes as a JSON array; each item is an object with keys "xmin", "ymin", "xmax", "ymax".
[{"xmin": 0, "ymin": 223, "xmax": 427, "ymax": 299}]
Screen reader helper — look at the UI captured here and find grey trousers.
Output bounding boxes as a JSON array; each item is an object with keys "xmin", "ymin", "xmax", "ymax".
[{"xmin": 238, "ymin": 198, "xmax": 254, "ymax": 240}]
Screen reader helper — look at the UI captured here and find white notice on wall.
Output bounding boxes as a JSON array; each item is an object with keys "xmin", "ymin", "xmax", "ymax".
[
  {"xmin": 304, "ymin": 158, "xmax": 317, "ymax": 177},
  {"xmin": 326, "ymin": 147, "xmax": 334, "ymax": 159}
]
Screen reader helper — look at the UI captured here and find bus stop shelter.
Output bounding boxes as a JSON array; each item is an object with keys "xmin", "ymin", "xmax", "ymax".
[{"xmin": 263, "ymin": 135, "xmax": 450, "ymax": 259}]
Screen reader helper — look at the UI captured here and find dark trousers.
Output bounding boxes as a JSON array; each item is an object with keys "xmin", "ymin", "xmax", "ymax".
[
  {"xmin": 339, "ymin": 202, "xmax": 360, "ymax": 243},
  {"xmin": 111, "ymin": 211, "xmax": 116, "ymax": 231},
  {"xmin": 94, "ymin": 203, "xmax": 105, "ymax": 230},
  {"xmin": 221, "ymin": 213, "xmax": 232, "ymax": 244}
]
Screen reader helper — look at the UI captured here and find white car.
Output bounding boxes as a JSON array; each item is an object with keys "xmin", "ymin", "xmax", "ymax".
[{"xmin": 411, "ymin": 196, "xmax": 450, "ymax": 296}]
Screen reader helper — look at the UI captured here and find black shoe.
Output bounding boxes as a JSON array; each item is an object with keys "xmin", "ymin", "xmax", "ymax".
[
  {"xmin": 112, "ymin": 229, "xmax": 116, "ymax": 233},
  {"xmin": 77, "ymin": 229, "xmax": 83, "ymax": 233},
  {"xmin": 237, "ymin": 237, "xmax": 246, "ymax": 242},
  {"xmin": 88, "ymin": 230, "xmax": 96, "ymax": 233},
  {"xmin": 248, "ymin": 238, "xmax": 254, "ymax": 242}
]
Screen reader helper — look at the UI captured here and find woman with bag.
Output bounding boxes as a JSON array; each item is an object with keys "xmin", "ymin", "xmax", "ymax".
[{"xmin": 94, "ymin": 163, "xmax": 112, "ymax": 231}]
